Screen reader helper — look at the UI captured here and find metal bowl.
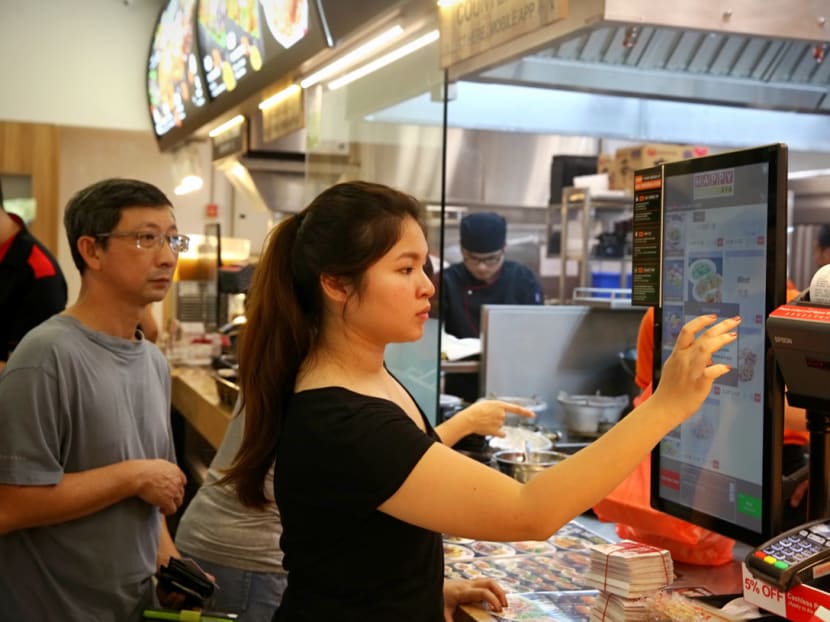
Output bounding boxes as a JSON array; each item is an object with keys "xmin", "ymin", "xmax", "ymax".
[
  {"xmin": 557, "ymin": 391, "xmax": 629, "ymax": 435},
  {"xmin": 493, "ymin": 449, "xmax": 569, "ymax": 483}
]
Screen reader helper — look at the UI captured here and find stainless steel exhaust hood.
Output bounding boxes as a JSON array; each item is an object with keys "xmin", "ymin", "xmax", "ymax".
[{"xmin": 460, "ymin": 0, "xmax": 830, "ymax": 114}]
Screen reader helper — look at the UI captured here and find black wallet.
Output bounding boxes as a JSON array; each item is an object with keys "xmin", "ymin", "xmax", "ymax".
[{"xmin": 156, "ymin": 558, "xmax": 216, "ymax": 608}]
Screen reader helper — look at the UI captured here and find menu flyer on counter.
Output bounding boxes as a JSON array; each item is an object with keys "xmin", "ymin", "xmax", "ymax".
[{"xmin": 450, "ymin": 519, "xmax": 717, "ymax": 622}]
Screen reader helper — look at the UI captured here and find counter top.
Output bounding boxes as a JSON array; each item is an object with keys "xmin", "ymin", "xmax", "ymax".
[
  {"xmin": 171, "ymin": 367, "xmax": 233, "ymax": 449},
  {"xmin": 453, "ymin": 515, "xmax": 751, "ymax": 622}
]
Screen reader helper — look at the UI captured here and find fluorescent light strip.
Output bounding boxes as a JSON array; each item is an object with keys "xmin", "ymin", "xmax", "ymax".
[
  {"xmin": 436, "ymin": 0, "xmax": 463, "ymax": 6},
  {"xmin": 327, "ymin": 30, "xmax": 439, "ymax": 91},
  {"xmin": 258, "ymin": 84, "xmax": 301, "ymax": 110},
  {"xmin": 208, "ymin": 114, "xmax": 245, "ymax": 138},
  {"xmin": 299, "ymin": 25, "xmax": 404, "ymax": 89}
]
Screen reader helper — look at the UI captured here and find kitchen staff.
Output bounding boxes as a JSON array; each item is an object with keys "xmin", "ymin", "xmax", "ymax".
[{"xmin": 441, "ymin": 211, "xmax": 543, "ymax": 339}]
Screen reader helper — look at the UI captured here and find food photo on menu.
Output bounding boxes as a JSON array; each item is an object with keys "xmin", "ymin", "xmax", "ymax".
[
  {"xmin": 198, "ymin": 0, "xmax": 309, "ymax": 98},
  {"xmin": 148, "ymin": 0, "xmax": 207, "ymax": 136}
]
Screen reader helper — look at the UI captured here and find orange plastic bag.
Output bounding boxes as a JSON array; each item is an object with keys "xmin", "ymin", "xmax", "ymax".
[{"xmin": 591, "ymin": 386, "xmax": 735, "ymax": 566}]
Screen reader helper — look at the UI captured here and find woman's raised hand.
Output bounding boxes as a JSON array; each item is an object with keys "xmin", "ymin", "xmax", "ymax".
[{"xmin": 651, "ymin": 314, "xmax": 740, "ymax": 422}]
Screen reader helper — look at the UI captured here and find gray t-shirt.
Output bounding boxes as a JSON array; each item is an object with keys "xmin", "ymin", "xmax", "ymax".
[
  {"xmin": 175, "ymin": 403, "xmax": 283, "ymax": 573},
  {"xmin": 0, "ymin": 314, "xmax": 176, "ymax": 622}
]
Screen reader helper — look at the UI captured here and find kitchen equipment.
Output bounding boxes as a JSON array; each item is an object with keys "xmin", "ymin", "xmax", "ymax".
[
  {"xmin": 618, "ymin": 348, "xmax": 637, "ymax": 378},
  {"xmin": 494, "ymin": 449, "xmax": 569, "ymax": 483},
  {"xmin": 557, "ymin": 390, "xmax": 629, "ymax": 436},
  {"xmin": 489, "ymin": 427, "xmax": 553, "ymax": 452},
  {"xmin": 484, "ymin": 395, "xmax": 548, "ymax": 426},
  {"xmin": 214, "ymin": 368, "xmax": 240, "ymax": 408}
]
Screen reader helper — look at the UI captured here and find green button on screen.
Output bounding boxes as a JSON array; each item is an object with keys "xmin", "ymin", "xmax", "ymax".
[{"xmin": 738, "ymin": 493, "xmax": 762, "ymax": 518}]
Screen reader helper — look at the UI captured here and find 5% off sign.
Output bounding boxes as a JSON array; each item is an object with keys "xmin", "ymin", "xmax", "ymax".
[{"xmin": 742, "ymin": 568, "xmax": 786, "ymax": 617}]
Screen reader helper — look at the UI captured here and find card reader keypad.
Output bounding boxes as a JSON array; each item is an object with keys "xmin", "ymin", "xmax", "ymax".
[{"xmin": 754, "ymin": 527, "xmax": 830, "ymax": 568}]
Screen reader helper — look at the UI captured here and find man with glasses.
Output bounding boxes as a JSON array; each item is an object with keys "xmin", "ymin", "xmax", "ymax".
[
  {"xmin": 0, "ymin": 178, "xmax": 189, "ymax": 621},
  {"xmin": 441, "ymin": 212, "xmax": 543, "ymax": 403},
  {"xmin": 0, "ymin": 178, "xmax": 67, "ymax": 371}
]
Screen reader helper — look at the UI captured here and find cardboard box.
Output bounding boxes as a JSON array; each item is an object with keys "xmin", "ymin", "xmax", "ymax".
[
  {"xmin": 597, "ymin": 153, "xmax": 618, "ymax": 190},
  {"xmin": 742, "ymin": 562, "xmax": 830, "ymax": 621},
  {"xmin": 614, "ymin": 143, "xmax": 709, "ymax": 194}
]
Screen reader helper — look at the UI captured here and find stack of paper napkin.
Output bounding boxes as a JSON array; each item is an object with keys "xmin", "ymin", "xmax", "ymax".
[{"xmin": 584, "ymin": 540, "xmax": 674, "ymax": 621}]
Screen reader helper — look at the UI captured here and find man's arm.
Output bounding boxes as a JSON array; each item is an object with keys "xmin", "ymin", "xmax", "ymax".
[{"xmin": 0, "ymin": 459, "xmax": 186, "ymax": 535}]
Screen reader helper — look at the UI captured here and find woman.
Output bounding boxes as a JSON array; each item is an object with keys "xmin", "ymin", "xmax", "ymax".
[
  {"xmin": 223, "ymin": 181, "xmax": 740, "ymax": 622},
  {"xmin": 175, "ymin": 397, "xmax": 533, "ymax": 622}
]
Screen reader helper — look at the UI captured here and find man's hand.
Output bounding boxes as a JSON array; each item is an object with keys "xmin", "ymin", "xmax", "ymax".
[
  {"xmin": 135, "ymin": 460, "xmax": 186, "ymax": 515},
  {"xmin": 443, "ymin": 578, "xmax": 507, "ymax": 621}
]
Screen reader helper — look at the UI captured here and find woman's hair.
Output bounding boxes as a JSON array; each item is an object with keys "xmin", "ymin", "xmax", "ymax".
[{"xmin": 223, "ymin": 180, "xmax": 425, "ymax": 508}]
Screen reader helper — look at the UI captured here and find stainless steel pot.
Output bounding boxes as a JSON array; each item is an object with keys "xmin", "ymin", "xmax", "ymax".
[
  {"xmin": 557, "ymin": 390, "xmax": 629, "ymax": 436},
  {"xmin": 494, "ymin": 449, "xmax": 569, "ymax": 483}
]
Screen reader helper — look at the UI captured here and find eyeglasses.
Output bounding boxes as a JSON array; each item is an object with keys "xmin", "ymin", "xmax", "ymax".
[
  {"xmin": 97, "ymin": 230, "xmax": 191, "ymax": 253},
  {"xmin": 462, "ymin": 250, "xmax": 503, "ymax": 267}
]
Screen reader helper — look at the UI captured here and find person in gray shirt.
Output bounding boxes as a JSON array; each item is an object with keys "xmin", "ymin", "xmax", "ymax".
[{"xmin": 0, "ymin": 178, "xmax": 189, "ymax": 622}]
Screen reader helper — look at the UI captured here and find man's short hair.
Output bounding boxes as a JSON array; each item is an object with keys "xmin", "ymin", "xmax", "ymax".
[
  {"xmin": 460, "ymin": 212, "xmax": 506, "ymax": 253},
  {"xmin": 64, "ymin": 178, "xmax": 172, "ymax": 274}
]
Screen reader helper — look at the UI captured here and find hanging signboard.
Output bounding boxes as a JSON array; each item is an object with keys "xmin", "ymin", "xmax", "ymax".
[
  {"xmin": 197, "ymin": 0, "xmax": 311, "ymax": 99},
  {"xmin": 439, "ymin": 0, "xmax": 568, "ymax": 68},
  {"xmin": 262, "ymin": 87, "xmax": 304, "ymax": 143},
  {"xmin": 147, "ymin": 0, "xmax": 209, "ymax": 139}
]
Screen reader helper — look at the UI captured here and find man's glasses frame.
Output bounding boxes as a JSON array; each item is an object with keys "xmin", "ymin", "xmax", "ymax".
[
  {"xmin": 96, "ymin": 230, "xmax": 191, "ymax": 253},
  {"xmin": 462, "ymin": 249, "xmax": 504, "ymax": 267}
]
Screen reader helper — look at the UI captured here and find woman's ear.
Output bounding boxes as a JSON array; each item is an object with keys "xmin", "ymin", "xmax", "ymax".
[
  {"xmin": 319, "ymin": 274, "xmax": 351, "ymax": 304},
  {"xmin": 76, "ymin": 236, "xmax": 104, "ymax": 272}
]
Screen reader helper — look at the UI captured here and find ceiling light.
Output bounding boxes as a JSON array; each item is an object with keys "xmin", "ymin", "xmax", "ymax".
[
  {"xmin": 174, "ymin": 175, "xmax": 204, "ymax": 196},
  {"xmin": 208, "ymin": 114, "xmax": 245, "ymax": 138},
  {"xmin": 436, "ymin": 0, "xmax": 463, "ymax": 6},
  {"xmin": 259, "ymin": 84, "xmax": 301, "ymax": 110},
  {"xmin": 328, "ymin": 30, "xmax": 440, "ymax": 90},
  {"xmin": 299, "ymin": 25, "xmax": 404, "ymax": 89},
  {"xmin": 172, "ymin": 142, "xmax": 204, "ymax": 196}
]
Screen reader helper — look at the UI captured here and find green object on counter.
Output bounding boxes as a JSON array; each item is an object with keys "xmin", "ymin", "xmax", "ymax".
[{"xmin": 143, "ymin": 609, "xmax": 237, "ymax": 621}]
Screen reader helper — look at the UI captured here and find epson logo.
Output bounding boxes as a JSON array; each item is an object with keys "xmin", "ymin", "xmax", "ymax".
[{"xmin": 774, "ymin": 336, "xmax": 793, "ymax": 344}]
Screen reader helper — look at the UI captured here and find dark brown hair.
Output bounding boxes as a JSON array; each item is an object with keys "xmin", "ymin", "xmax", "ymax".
[{"xmin": 223, "ymin": 180, "xmax": 425, "ymax": 508}]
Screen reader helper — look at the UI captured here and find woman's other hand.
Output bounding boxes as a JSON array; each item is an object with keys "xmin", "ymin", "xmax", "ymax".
[
  {"xmin": 652, "ymin": 314, "xmax": 740, "ymax": 422},
  {"xmin": 459, "ymin": 400, "xmax": 535, "ymax": 438},
  {"xmin": 443, "ymin": 578, "xmax": 508, "ymax": 621}
]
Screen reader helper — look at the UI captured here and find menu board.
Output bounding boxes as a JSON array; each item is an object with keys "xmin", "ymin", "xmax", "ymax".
[
  {"xmin": 148, "ymin": 0, "xmax": 209, "ymax": 138},
  {"xmin": 198, "ymin": 0, "xmax": 310, "ymax": 99}
]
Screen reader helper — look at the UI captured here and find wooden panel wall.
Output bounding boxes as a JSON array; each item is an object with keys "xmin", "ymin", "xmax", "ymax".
[{"xmin": 0, "ymin": 122, "xmax": 60, "ymax": 253}]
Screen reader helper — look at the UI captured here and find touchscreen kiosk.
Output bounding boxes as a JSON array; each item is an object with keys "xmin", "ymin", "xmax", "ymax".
[{"xmin": 650, "ymin": 144, "xmax": 788, "ymax": 545}]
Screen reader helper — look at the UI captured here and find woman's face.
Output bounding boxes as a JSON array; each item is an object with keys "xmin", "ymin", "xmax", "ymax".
[{"xmin": 345, "ymin": 217, "xmax": 435, "ymax": 344}]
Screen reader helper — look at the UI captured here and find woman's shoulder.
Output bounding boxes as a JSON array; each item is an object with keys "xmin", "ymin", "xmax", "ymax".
[{"xmin": 289, "ymin": 387, "xmax": 409, "ymax": 426}]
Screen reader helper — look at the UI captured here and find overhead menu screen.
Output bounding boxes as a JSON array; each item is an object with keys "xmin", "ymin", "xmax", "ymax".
[
  {"xmin": 652, "ymin": 145, "xmax": 787, "ymax": 545},
  {"xmin": 148, "ymin": 0, "xmax": 209, "ymax": 138},
  {"xmin": 198, "ymin": 0, "xmax": 310, "ymax": 99}
]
